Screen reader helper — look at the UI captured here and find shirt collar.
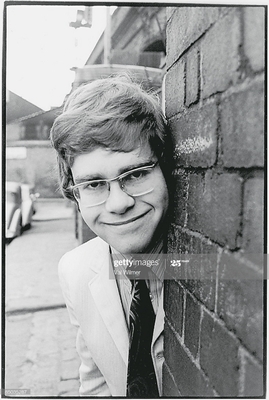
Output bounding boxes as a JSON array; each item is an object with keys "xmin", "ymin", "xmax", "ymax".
[{"xmin": 110, "ymin": 238, "xmax": 165, "ymax": 283}]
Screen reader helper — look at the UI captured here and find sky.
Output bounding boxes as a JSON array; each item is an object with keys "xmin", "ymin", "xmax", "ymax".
[
  {"xmin": 6, "ymin": 1, "xmax": 264, "ymax": 111},
  {"xmin": 6, "ymin": 5, "xmax": 110, "ymax": 110}
]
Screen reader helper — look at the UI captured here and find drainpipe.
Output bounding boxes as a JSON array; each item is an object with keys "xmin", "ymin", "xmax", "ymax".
[{"xmin": 104, "ymin": 6, "xmax": 111, "ymax": 64}]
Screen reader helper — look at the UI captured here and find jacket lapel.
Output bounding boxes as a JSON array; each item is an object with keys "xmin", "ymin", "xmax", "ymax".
[
  {"xmin": 88, "ymin": 249, "xmax": 129, "ymax": 366},
  {"xmin": 87, "ymin": 239, "xmax": 164, "ymax": 366},
  {"xmin": 152, "ymin": 287, "xmax": 164, "ymax": 345}
]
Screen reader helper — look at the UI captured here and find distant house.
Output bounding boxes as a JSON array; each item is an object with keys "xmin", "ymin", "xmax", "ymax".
[
  {"xmin": 6, "ymin": 90, "xmax": 61, "ymax": 142},
  {"xmin": 6, "ymin": 90, "xmax": 43, "ymax": 124},
  {"xmin": 85, "ymin": 7, "xmax": 166, "ymax": 69},
  {"xmin": 6, "ymin": 91, "xmax": 62, "ymax": 198},
  {"xmin": 71, "ymin": 6, "xmax": 166, "ymax": 94},
  {"xmin": 6, "ymin": 90, "xmax": 62, "ymax": 142},
  {"xmin": 7, "ymin": 107, "xmax": 61, "ymax": 142}
]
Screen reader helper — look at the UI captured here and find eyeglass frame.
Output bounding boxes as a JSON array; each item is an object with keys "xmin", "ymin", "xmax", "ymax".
[{"xmin": 68, "ymin": 161, "xmax": 159, "ymax": 207}]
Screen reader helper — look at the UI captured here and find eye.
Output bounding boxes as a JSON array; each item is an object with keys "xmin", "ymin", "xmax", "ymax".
[
  {"xmin": 83, "ymin": 181, "xmax": 106, "ymax": 190},
  {"xmin": 126, "ymin": 169, "xmax": 151, "ymax": 181},
  {"xmin": 130, "ymin": 171, "xmax": 144, "ymax": 179}
]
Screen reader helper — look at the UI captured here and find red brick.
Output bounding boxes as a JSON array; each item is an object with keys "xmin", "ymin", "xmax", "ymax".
[
  {"xmin": 202, "ymin": 171, "xmax": 242, "ymax": 247},
  {"xmin": 239, "ymin": 348, "xmax": 264, "ymax": 396},
  {"xmin": 186, "ymin": 47, "xmax": 199, "ymax": 106},
  {"xmin": 164, "ymin": 323, "xmax": 215, "ymax": 396},
  {"xmin": 170, "ymin": 103, "xmax": 218, "ymax": 167},
  {"xmin": 165, "ymin": 59, "xmax": 185, "ymax": 118},
  {"xmin": 244, "ymin": 7, "xmax": 265, "ymax": 71},
  {"xmin": 220, "ymin": 82, "xmax": 264, "ymax": 167},
  {"xmin": 167, "ymin": 7, "xmax": 219, "ymax": 69},
  {"xmin": 200, "ymin": 311, "xmax": 240, "ymax": 396},
  {"xmin": 217, "ymin": 252, "xmax": 263, "ymax": 361},
  {"xmin": 167, "ymin": 230, "xmax": 218, "ymax": 312},
  {"xmin": 164, "ymin": 280, "xmax": 184, "ymax": 336},
  {"xmin": 163, "ymin": 362, "xmax": 181, "ymax": 396},
  {"xmin": 187, "ymin": 171, "xmax": 242, "ymax": 249},
  {"xmin": 172, "ymin": 170, "xmax": 189, "ymax": 226},
  {"xmin": 186, "ymin": 173, "xmax": 204, "ymax": 231},
  {"xmin": 201, "ymin": 10, "xmax": 241, "ymax": 99},
  {"xmin": 167, "ymin": 224, "xmax": 192, "ymax": 255},
  {"xmin": 166, "ymin": 226, "xmax": 195, "ymax": 283},
  {"xmin": 184, "ymin": 293, "xmax": 201, "ymax": 357},
  {"xmin": 183, "ymin": 236, "xmax": 218, "ymax": 312},
  {"xmin": 242, "ymin": 177, "xmax": 264, "ymax": 253}
]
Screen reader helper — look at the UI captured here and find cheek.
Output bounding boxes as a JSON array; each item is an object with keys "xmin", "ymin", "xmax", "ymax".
[
  {"xmin": 80, "ymin": 208, "xmax": 97, "ymax": 230},
  {"xmin": 149, "ymin": 184, "xmax": 169, "ymax": 219},
  {"xmin": 158, "ymin": 178, "xmax": 169, "ymax": 212},
  {"xmin": 161, "ymin": 189, "xmax": 169, "ymax": 215}
]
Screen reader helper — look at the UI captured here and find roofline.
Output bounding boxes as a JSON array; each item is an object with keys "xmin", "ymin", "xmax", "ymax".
[{"xmin": 9, "ymin": 107, "xmax": 62, "ymax": 124}]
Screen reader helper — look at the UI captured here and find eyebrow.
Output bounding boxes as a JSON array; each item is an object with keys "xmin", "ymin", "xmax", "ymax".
[{"xmin": 74, "ymin": 160, "xmax": 155, "ymax": 184}]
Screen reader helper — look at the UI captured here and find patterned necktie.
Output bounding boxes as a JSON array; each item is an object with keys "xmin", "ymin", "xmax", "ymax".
[{"xmin": 126, "ymin": 278, "xmax": 159, "ymax": 397}]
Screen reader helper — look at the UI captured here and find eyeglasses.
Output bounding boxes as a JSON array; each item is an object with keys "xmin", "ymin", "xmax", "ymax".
[{"xmin": 69, "ymin": 161, "xmax": 159, "ymax": 207}]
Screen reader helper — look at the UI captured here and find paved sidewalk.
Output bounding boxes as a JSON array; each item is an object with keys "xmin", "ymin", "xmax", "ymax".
[
  {"xmin": 6, "ymin": 205, "xmax": 75, "ymax": 313},
  {"xmin": 5, "ymin": 199, "xmax": 81, "ymax": 396},
  {"xmin": 6, "ymin": 309, "xmax": 80, "ymax": 396}
]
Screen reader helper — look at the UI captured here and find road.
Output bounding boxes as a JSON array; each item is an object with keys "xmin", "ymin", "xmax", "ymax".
[{"xmin": 5, "ymin": 200, "xmax": 81, "ymax": 397}]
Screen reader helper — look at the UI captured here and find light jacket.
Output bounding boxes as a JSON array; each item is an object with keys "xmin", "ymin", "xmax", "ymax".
[{"xmin": 58, "ymin": 236, "xmax": 164, "ymax": 396}]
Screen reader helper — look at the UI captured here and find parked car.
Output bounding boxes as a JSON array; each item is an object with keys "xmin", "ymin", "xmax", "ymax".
[
  {"xmin": 6, "ymin": 182, "xmax": 22, "ymax": 240},
  {"xmin": 20, "ymin": 184, "xmax": 39, "ymax": 229},
  {"xmin": 6, "ymin": 181, "xmax": 39, "ymax": 241}
]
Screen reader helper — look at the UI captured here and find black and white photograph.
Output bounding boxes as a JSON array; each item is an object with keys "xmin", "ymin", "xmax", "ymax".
[{"xmin": 4, "ymin": 2, "xmax": 265, "ymax": 398}]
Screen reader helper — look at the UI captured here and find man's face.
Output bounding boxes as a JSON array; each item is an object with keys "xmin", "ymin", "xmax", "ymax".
[{"xmin": 71, "ymin": 144, "xmax": 169, "ymax": 254}]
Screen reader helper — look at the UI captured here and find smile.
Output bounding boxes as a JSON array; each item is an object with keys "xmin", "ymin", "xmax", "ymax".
[{"xmin": 104, "ymin": 210, "xmax": 151, "ymax": 226}]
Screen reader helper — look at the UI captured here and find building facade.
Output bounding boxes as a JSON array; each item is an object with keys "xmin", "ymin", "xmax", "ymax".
[
  {"xmin": 6, "ymin": 92, "xmax": 62, "ymax": 198},
  {"xmin": 163, "ymin": 6, "xmax": 264, "ymax": 397}
]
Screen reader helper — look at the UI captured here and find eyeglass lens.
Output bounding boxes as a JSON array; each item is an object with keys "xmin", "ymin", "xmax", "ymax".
[{"xmin": 73, "ymin": 165, "xmax": 155, "ymax": 206}]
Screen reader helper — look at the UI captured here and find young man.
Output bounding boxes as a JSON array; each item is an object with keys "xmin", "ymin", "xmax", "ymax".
[{"xmin": 50, "ymin": 76, "xmax": 172, "ymax": 397}]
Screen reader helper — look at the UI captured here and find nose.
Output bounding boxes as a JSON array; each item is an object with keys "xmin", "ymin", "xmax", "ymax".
[{"xmin": 105, "ymin": 181, "xmax": 135, "ymax": 214}]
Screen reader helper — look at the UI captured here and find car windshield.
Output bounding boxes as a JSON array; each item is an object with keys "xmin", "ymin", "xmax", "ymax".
[{"xmin": 6, "ymin": 191, "xmax": 19, "ymax": 203}]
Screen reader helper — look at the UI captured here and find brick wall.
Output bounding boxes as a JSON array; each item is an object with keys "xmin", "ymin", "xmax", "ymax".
[{"xmin": 164, "ymin": 6, "xmax": 264, "ymax": 397}]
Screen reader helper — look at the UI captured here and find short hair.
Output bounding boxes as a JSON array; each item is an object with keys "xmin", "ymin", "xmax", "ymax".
[{"xmin": 50, "ymin": 74, "xmax": 172, "ymax": 202}]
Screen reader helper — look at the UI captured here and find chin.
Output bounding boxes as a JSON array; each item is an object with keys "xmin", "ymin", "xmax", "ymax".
[{"xmin": 111, "ymin": 235, "xmax": 154, "ymax": 254}]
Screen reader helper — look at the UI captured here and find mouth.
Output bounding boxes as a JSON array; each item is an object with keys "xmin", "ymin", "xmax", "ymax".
[{"xmin": 104, "ymin": 210, "xmax": 151, "ymax": 226}]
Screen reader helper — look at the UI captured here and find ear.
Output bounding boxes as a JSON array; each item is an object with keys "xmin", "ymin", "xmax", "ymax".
[{"xmin": 76, "ymin": 200, "xmax": 80, "ymax": 213}]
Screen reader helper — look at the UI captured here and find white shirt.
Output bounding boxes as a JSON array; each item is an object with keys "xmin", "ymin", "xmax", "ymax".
[{"xmin": 110, "ymin": 242, "xmax": 164, "ymax": 328}]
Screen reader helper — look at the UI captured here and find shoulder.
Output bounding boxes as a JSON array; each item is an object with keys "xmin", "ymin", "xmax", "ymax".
[
  {"xmin": 59, "ymin": 236, "xmax": 109, "ymax": 280},
  {"xmin": 60, "ymin": 236, "xmax": 109, "ymax": 264}
]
